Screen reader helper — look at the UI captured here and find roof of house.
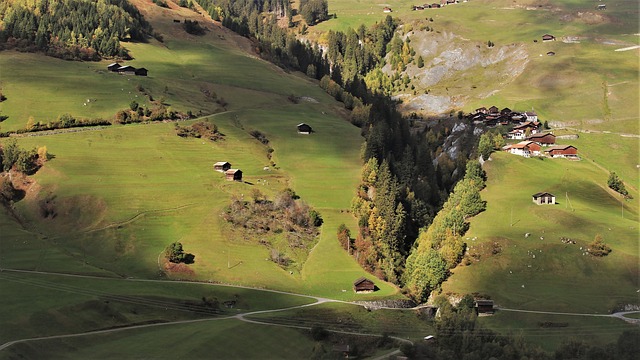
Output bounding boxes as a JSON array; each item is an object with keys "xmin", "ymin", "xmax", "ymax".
[
  {"xmin": 475, "ymin": 299, "xmax": 494, "ymax": 306},
  {"xmin": 532, "ymin": 192, "xmax": 555, "ymax": 198},
  {"xmin": 525, "ymin": 111, "xmax": 537, "ymax": 116},
  {"xmin": 513, "ymin": 122, "xmax": 537, "ymax": 130},
  {"xmin": 353, "ymin": 277, "xmax": 374, "ymax": 286},
  {"xmin": 107, "ymin": 62, "xmax": 120, "ymax": 67},
  {"xmin": 117, "ymin": 65, "xmax": 136, "ymax": 71},
  {"xmin": 544, "ymin": 145, "xmax": 577, "ymax": 152},
  {"xmin": 527, "ymin": 133, "xmax": 555, "ymax": 139},
  {"xmin": 214, "ymin": 161, "xmax": 230, "ymax": 166},
  {"xmin": 509, "ymin": 141, "xmax": 537, "ymax": 149},
  {"xmin": 297, "ymin": 123, "xmax": 310, "ymax": 127},
  {"xmin": 225, "ymin": 169, "xmax": 241, "ymax": 174}
]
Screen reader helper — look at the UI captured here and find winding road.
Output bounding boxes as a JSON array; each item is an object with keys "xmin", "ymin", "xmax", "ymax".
[{"xmin": 0, "ymin": 268, "xmax": 636, "ymax": 354}]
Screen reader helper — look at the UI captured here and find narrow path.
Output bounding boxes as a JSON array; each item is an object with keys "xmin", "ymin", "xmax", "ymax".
[{"xmin": 498, "ymin": 307, "xmax": 640, "ymax": 324}]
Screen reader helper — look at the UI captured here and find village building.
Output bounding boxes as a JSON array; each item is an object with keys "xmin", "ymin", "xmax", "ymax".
[
  {"xmin": 383, "ymin": 7, "xmax": 392, "ymax": 12},
  {"xmin": 524, "ymin": 111, "xmax": 538, "ymax": 122},
  {"xmin": 353, "ymin": 277, "xmax": 375, "ymax": 293},
  {"xmin": 532, "ymin": 192, "xmax": 556, "ymax": 205},
  {"xmin": 475, "ymin": 106, "xmax": 488, "ymax": 114},
  {"xmin": 507, "ymin": 122, "xmax": 539, "ymax": 139},
  {"xmin": 544, "ymin": 145, "xmax": 578, "ymax": 159},
  {"xmin": 475, "ymin": 300, "xmax": 495, "ymax": 315},
  {"xmin": 297, "ymin": 123, "xmax": 313, "ymax": 134},
  {"xmin": 213, "ymin": 161, "xmax": 231, "ymax": 172},
  {"xmin": 488, "ymin": 106, "xmax": 500, "ymax": 115},
  {"xmin": 503, "ymin": 141, "xmax": 541, "ymax": 157},
  {"xmin": 225, "ymin": 169, "xmax": 243, "ymax": 181},
  {"xmin": 526, "ymin": 132, "xmax": 556, "ymax": 146},
  {"xmin": 596, "ymin": 4, "xmax": 606, "ymax": 10}
]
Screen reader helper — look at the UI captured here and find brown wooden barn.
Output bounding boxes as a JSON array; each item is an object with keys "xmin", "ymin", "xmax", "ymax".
[
  {"xmin": 107, "ymin": 62, "xmax": 121, "ymax": 72},
  {"xmin": 135, "ymin": 68, "xmax": 148, "ymax": 76},
  {"xmin": 225, "ymin": 169, "xmax": 242, "ymax": 181},
  {"xmin": 353, "ymin": 277, "xmax": 375, "ymax": 293},
  {"xmin": 475, "ymin": 299, "xmax": 495, "ymax": 315},
  {"xmin": 214, "ymin": 161, "xmax": 231, "ymax": 173},
  {"xmin": 527, "ymin": 132, "xmax": 556, "ymax": 146},
  {"xmin": 544, "ymin": 145, "xmax": 578, "ymax": 158},
  {"xmin": 297, "ymin": 123, "xmax": 313, "ymax": 134}
]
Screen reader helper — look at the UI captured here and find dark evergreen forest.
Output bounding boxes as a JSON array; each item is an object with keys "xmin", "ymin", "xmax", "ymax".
[{"xmin": 0, "ymin": 0, "xmax": 153, "ymax": 60}]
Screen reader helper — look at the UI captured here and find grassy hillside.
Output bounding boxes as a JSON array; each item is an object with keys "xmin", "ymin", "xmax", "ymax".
[
  {"xmin": 442, "ymin": 152, "xmax": 638, "ymax": 312},
  {"xmin": 308, "ymin": 0, "xmax": 639, "ymax": 132}
]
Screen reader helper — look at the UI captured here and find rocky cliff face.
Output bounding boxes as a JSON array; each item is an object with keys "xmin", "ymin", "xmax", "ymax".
[{"xmin": 385, "ymin": 29, "xmax": 529, "ymax": 115}]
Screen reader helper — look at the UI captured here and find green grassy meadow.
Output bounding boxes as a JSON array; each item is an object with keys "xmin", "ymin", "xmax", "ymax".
[
  {"xmin": 0, "ymin": 0, "xmax": 638, "ymax": 356},
  {"xmin": 442, "ymin": 152, "xmax": 638, "ymax": 313}
]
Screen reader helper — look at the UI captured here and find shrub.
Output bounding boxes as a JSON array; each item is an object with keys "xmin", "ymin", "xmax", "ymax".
[
  {"xmin": 588, "ymin": 234, "xmax": 611, "ymax": 257},
  {"xmin": 607, "ymin": 172, "xmax": 629, "ymax": 198}
]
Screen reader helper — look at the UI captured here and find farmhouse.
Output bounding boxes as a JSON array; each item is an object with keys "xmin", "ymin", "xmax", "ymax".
[
  {"xmin": 213, "ymin": 161, "xmax": 231, "ymax": 172},
  {"xmin": 475, "ymin": 300, "xmax": 495, "ymax": 315},
  {"xmin": 225, "ymin": 169, "xmax": 243, "ymax": 181},
  {"xmin": 297, "ymin": 123, "xmax": 313, "ymax": 134},
  {"xmin": 542, "ymin": 34, "xmax": 556, "ymax": 42},
  {"xmin": 596, "ymin": 4, "xmax": 606, "ymax": 10},
  {"xmin": 532, "ymin": 192, "xmax": 556, "ymax": 205},
  {"xmin": 507, "ymin": 122, "xmax": 539, "ymax": 139},
  {"xmin": 488, "ymin": 106, "xmax": 500, "ymax": 115},
  {"xmin": 526, "ymin": 132, "xmax": 556, "ymax": 146},
  {"xmin": 544, "ymin": 145, "xmax": 578, "ymax": 158},
  {"xmin": 503, "ymin": 141, "xmax": 540, "ymax": 157},
  {"xmin": 353, "ymin": 277, "xmax": 375, "ymax": 293},
  {"xmin": 383, "ymin": 7, "xmax": 392, "ymax": 13}
]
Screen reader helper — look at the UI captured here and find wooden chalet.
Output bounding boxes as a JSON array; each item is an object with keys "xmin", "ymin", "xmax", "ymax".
[
  {"xmin": 353, "ymin": 277, "xmax": 375, "ymax": 293},
  {"xmin": 488, "ymin": 106, "xmax": 500, "ymax": 115},
  {"xmin": 544, "ymin": 145, "xmax": 578, "ymax": 158},
  {"xmin": 475, "ymin": 106, "xmax": 488, "ymax": 114},
  {"xmin": 383, "ymin": 7, "xmax": 392, "ymax": 12},
  {"xmin": 503, "ymin": 141, "xmax": 540, "ymax": 157},
  {"xmin": 107, "ymin": 62, "xmax": 121, "ymax": 72},
  {"xmin": 596, "ymin": 4, "xmax": 606, "ymax": 10},
  {"xmin": 532, "ymin": 192, "xmax": 556, "ymax": 205},
  {"xmin": 500, "ymin": 107, "xmax": 512, "ymax": 116},
  {"xmin": 527, "ymin": 132, "xmax": 556, "ymax": 145},
  {"xmin": 475, "ymin": 300, "xmax": 495, "ymax": 315},
  {"xmin": 508, "ymin": 122, "xmax": 539, "ymax": 140},
  {"xmin": 213, "ymin": 161, "xmax": 231, "ymax": 172},
  {"xmin": 542, "ymin": 34, "xmax": 556, "ymax": 42},
  {"xmin": 297, "ymin": 123, "xmax": 313, "ymax": 134},
  {"xmin": 135, "ymin": 68, "xmax": 148, "ymax": 76},
  {"xmin": 225, "ymin": 169, "xmax": 243, "ymax": 181}
]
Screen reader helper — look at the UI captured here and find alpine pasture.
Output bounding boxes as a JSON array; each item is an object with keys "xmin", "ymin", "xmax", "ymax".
[{"xmin": 0, "ymin": 0, "xmax": 638, "ymax": 356}]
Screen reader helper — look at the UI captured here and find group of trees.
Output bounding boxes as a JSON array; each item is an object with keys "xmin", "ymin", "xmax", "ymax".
[
  {"xmin": 299, "ymin": 0, "xmax": 329, "ymax": 25},
  {"xmin": 164, "ymin": 242, "xmax": 195, "ymax": 264},
  {"xmin": 0, "ymin": 139, "xmax": 46, "ymax": 175},
  {"xmin": 0, "ymin": 0, "xmax": 152, "ymax": 60},
  {"xmin": 175, "ymin": 121, "xmax": 223, "ymax": 141},
  {"xmin": 401, "ymin": 295, "xmax": 640, "ymax": 360},
  {"xmin": 607, "ymin": 171, "xmax": 629, "ymax": 198}
]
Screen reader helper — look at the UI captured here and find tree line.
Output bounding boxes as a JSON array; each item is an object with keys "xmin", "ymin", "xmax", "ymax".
[{"xmin": 0, "ymin": 0, "xmax": 153, "ymax": 60}]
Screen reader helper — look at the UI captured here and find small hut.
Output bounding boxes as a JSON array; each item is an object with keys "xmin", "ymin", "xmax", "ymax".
[
  {"xmin": 475, "ymin": 300, "xmax": 495, "ymax": 315},
  {"xmin": 297, "ymin": 123, "xmax": 313, "ymax": 134},
  {"xmin": 225, "ymin": 169, "xmax": 242, "ymax": 181},
  {"xmin": 135, "ymin": 68, "xmax": 148, "ymax": 76},
  {"xmin": 117, "ymin": 65, "xmax": 137, "ymax": 75},
  {"xmin": 353, "ymin": 277, "xmax": 375, "ymax": 293},
  {"xmin": 213, "ymin": 161, "xmax": 231, "ymax": 173},
  {"xmin": 107, "ymin": 62, "xmax": 121, "ymax": 72},
  {"xmin": 532, "ymin": 192, "xmax": 556, "ymax": 205}
]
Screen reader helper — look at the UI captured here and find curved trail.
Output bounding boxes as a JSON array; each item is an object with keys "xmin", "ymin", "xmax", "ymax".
[{"xmin": 0, "ymin": 268, "xmax": 634, "ymax": 352}]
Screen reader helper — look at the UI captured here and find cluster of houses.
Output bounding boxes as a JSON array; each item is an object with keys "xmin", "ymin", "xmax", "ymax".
[
  {"xmin": 503, "ymin": 132, "xmax": 578, "ymax": 159},
  {"xmin": 412, "ymin": 0, "xmax": 467, "ymax": 10},
  {"xmin": 107, "ymin": 63, "xmax": 148, "ymax": 76},
  {"xmin": 469, "ymin": 106, "xmax": 539, "ymax": 128},
  {"xmin": 213, "ymin": 162, "xmax": 243, "ymax": 181}
]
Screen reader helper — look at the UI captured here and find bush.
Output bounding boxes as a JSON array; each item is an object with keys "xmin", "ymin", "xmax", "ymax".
[
  {"xmin": 309, "ymin": 209, "xmax": 323, "ymax": 227},
  {"xmin": 588, "ymin": 234, "xmax": 611, "ymax": 257}
]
